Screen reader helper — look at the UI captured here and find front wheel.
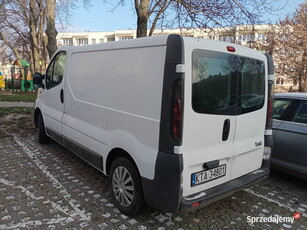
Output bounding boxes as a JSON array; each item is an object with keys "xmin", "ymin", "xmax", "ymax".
[{"xmin": 109, "ymin": 157, "xmax": 144, "ymax": 216}]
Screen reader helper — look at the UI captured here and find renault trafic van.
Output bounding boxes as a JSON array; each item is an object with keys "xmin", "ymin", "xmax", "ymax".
[{"xmin": 33, "ymin": 34, "xmax": 274, "ymax": 216}]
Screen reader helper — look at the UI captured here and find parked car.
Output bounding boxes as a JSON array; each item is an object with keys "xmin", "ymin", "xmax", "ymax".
[{"xmin": 272, "ymin": 93, "xmax": 307, "ymax": 179}]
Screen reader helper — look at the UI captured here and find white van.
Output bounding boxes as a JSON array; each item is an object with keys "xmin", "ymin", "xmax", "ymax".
[{"xmin": 33, "ymin": 34, "xmax": 274, "ymax": 216}]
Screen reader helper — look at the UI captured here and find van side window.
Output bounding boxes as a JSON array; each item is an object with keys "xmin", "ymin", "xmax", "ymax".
[
  {"xmin": 46, "ymin": 52, "xmax": 67, "ymax": 89},
  {"xmin": 293, "ymin": 101, "xmax": 307, "ymax": 124}
]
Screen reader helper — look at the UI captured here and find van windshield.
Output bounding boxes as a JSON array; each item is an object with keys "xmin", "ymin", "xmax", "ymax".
[{"xmin": 192, "ymin": 50, "xmax": 265, "ymax": 115}]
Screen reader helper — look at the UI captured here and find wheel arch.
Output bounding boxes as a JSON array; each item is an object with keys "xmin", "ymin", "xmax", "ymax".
[
  {"xmin": 34, "ymin": 108, "xmax": 41, "ymax": 128},
  {"xmin": 106, "ymin": 148, "xmax": 140, "ymax": 176}
]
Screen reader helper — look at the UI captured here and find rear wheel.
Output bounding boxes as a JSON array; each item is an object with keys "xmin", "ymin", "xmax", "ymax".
[
  {"xmin": 38, "ymin": 113, "xmax": 50, "ymax": 144},
  {"xmin": 109, "ymin": 157, "xmax": 144, "ymax": 216}
]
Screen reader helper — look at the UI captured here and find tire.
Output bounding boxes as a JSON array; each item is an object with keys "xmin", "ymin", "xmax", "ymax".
[
  {"xmin": 109, "ymin": 157, "xmax": 144, "ymax": 216},
  {"xmin": 38, "ymin": 113, "xmax": 50, "ymax": 144}
]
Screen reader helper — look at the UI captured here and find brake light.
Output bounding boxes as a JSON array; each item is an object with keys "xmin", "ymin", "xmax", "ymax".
[
  {"xmin": 227, "ymin": 46, "xmax": 236, "ymax": 52},
  {"xmin": 171, "ymin": 79, "xmax": 183, "ymax": 143},
  {"xmin": 172, "ymin": 98, "xmax": 182, "ymax": 141},
  {"xmin": 266, "ymin": 81, "xmax": 274, "ymax": 129},
  {"xmin": 267, "ymin": 96, "xmax": 273, "ymax": 122}
]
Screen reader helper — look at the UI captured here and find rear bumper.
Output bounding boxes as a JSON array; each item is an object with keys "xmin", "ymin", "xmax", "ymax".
[
  {"xmin": 142, "ymin": 150, "xmax": 270, "ymax": 213},
  {"xmin": 180, "ymin": 165, "xmax": 270, "ymax": 212}
]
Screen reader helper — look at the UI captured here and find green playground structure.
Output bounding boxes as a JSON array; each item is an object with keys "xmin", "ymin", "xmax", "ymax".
[{"xmin": 4, "ymin": 59, "xmax": 34, "ymax": 92}]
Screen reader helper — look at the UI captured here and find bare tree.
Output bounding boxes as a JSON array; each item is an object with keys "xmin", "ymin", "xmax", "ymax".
[
  {"xmin": 108, "ymin": 0, "xmax": 285, "ymax": 38},
  {"xmin": 0, "ymin": 0, "xmax": 77, "ymax": 71},
  {"xmin": 270, "ymin": 2, "xmax": 307, "ymax": 92},
  {"xmin": 0, "ymin": 0, "xmax": 25, "ymax": 61},
  {"xmin": 29, "ymin": 0, "xmax": 47, "ymax": 72},
  {"xmin": 0, "ymin": 0, "xmax": 47, "ymax": 73}
]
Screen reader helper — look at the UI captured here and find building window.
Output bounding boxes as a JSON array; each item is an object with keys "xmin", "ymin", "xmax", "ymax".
[
  {"xmin": 107, "ymin": 37, "xmax": 115, "ymax": 42},
  {"xmin": 118, "ymin": 37, "xmax": 133, "ymax": 40},
  {"xmin": 278, "ymin": 63, "xmax": 286, "ymax": 74},
  {"xmin": 248, "ymin": 34, "xmax": 255, "ymax": 42},
  {"xmin": 219, "ymin": 36, "xmax": 234, "ymax": 43},
  {"xmin": 63, "ymin": 39, "xmax": 73, "ymax": 45},
  {"xmin": 78, "ymin": 38, "xmax": 88, "ymax": 45},
  {"xmin": 238, "ymin": 35, "xmax": 242, "ymax": 42},
  {"xmin": 209, "ymin": 36, "xmax": 216, "ymax": 40},
  {"xmin": 258, "ymin": 33, "xmax": 266, "ymax": 41},
  {"xmin": 238, "ymin": 34, "xmax": 255, "ymax": 42},
  {"xmin": 91, "ymin": 38, "xmax": 96, "ymax": 44},
  {"xmin": 275, "ymin": 77, "xmax": 284, "ymax": 85},
  {"xmin": 99, "ymin": 38, "xmax": 104, "ymax": 43}
]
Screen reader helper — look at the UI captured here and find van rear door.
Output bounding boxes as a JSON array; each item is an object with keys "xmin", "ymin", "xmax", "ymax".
[
  {"xmin": 231, "ymin": 48, "xmax": 266, "ymax": 180},
  {"xmin": 182, "ymin": 46, "xmax": 266, "ymax": 197},
  {"xmin": 182, "ymin": 49, "xmax": 237, "ymax": 197}
]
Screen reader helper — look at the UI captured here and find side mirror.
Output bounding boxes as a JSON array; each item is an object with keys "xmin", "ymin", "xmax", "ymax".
[{"xmin": 33, "ymin": 72, "xmax": 45, "ymax": 89}]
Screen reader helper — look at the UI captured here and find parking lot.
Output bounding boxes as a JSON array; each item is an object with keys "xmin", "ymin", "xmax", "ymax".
[{"xmin": 0, "ymin": 128, "xmax": 306, "ymax": 230}]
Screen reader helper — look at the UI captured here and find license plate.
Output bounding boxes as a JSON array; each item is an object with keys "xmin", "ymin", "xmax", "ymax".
[{"xmin": 191, "ymin": 164, "xmax": 226, "ymax": 187}]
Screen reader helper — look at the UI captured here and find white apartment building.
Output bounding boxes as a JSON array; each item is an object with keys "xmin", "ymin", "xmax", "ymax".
[
  {"xmin": 55, "ymin": 25, "xmax": 292, "ymax": 92},
  {"xmin": 57, "ymin": 25, "xmax": 270, "ymax": 49}
]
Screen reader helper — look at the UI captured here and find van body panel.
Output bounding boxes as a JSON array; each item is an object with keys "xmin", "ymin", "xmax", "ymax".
[
  {"xmin": 63, "ymin": 43, "xmax": 167, "ymax": 179},
  {"xmin": 231, "ymin": 110, "xmax": 265, "ymax": 179}
]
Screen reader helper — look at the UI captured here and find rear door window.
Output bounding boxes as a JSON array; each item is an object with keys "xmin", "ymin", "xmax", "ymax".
[
  {"xmin": 238, "ymin": 59, "xmax": 265, "ymax": 114},
  {"xmin": 192, "ymin": 50, "xmax": 265, "ymax": 115}
]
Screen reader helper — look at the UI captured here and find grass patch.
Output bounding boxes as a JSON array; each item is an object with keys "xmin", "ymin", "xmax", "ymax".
[
  {"xmin": 0, "ymin": 107, "xmax": 35, "ymax": 138},
  {"xmin": 0, "ymin": 107, "xmax": 32, "ymax": 117},
  {"xmin": 0, "ymin": 92, "xmax": 37, "ymax": 102}
]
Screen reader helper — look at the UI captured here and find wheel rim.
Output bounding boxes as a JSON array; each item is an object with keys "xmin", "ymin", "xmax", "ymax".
[{"xmin": 112, "ymin": 166, "xmax": 134, "ymax": 207}]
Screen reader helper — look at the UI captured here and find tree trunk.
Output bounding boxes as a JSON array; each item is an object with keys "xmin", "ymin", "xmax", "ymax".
[
  {"xmin": 29, "ymin": 0, "xmax": 41, "ymax": 73},
  {"xmin": 135, "ymin": 0, "xmax": 150, "ymax": 38},
  {"xmin": 45, "ymin": 0, "xmax": 57, "ymax": 59},
  {"xmin": 137, "ymin": 16, "xmax": 148, "ymax": 37}
]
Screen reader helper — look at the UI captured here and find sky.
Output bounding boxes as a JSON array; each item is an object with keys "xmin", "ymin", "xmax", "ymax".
[{"xmin": 65, "ymin": 0, "xmax": 306, "ymax": 32}]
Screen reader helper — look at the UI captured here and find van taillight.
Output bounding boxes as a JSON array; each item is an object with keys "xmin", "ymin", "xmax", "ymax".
[
  {"xmin": 266, "ymin": 83, "xmax": 274, "ymax": 129},
  {"xmin": 171, "ymin": 79, "xmax": 183, "ymax": 144},
  {"xmin": 267, "ymin": 97, "xmax": 273, "ymax": 122}
]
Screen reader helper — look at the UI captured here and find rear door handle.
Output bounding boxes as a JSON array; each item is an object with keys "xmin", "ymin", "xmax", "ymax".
[
  {"xmin": 222, "ymin": 119, "xmax": 230, "ymax": 141},
  {"xmin": 60, "ymin": 89, "xmax": 64, "ymax": 104}
]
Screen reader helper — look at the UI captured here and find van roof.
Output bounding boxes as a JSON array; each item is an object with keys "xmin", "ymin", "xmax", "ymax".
[
  {"xmin": 57, "ymin": 34, "xmax": 172, "ymax": 54},
  {"xmin": 57, "ymin": 34, "xmax": 265, "ymax": 61}
]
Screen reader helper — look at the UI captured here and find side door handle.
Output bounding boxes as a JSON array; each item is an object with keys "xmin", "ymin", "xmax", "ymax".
[
  {"xmin": 222, "ymin": 119, "xmax": 230, "ymax": 141},
  {"xmin": 60, "ymin": 89, "xmax": 64, "ymax": 104}
]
